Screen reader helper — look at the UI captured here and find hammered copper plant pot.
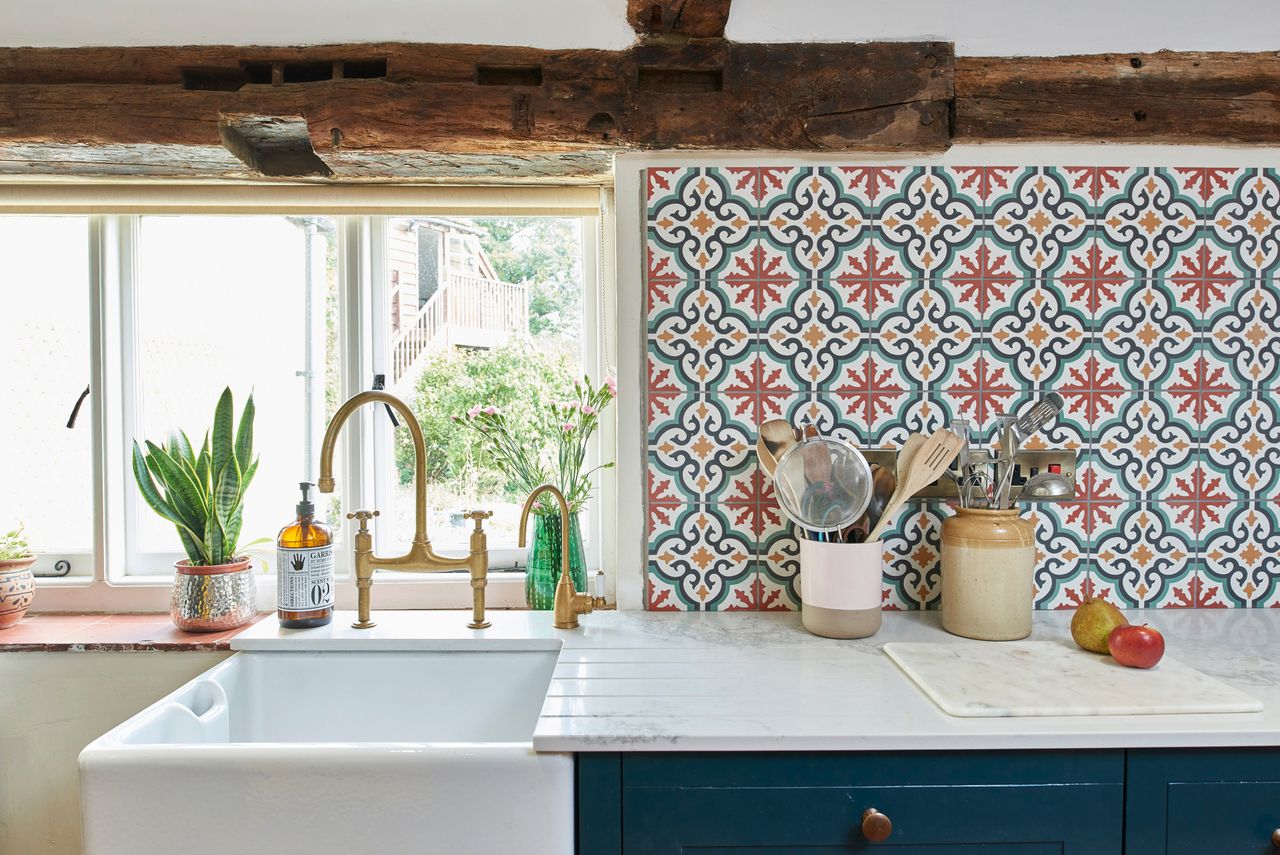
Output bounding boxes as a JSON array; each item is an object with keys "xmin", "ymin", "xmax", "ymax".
[
  {"xmin": 0, "ymin": 557, "xmax": 36, "ymax": 630},
  {"xmin": 171, "ymin": 557, "xmax": 257, "ymax": 632}
]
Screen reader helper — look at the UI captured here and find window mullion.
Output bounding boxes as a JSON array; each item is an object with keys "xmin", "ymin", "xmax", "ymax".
[
  {"xmin": 112, "ymin": 215, "xmax": 151, "ymax": 577},
  {"xmin": 90, "ymin": 215, "xmax": 141, "ymax": 582},
  {"xmin": 87, "ymin": 215, "xmax": 109, "ymax": 583},
  {"xmin": 594, "ymin": 193, "xmax": 619, "ymax": 601},
  {"xmin": 367, "ymin": 216, "xmax": 393, "ymax": 557},
  {"xmin": 335, "ymin": 215, "xmax": 374, "ymax": 576}
]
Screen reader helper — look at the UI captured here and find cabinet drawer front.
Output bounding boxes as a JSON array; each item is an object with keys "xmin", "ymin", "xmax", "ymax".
[
  {"xmin": 692, "ymin": 847, "xmax": 1058, "ymax": 854},
  {"xmin": 1166, "ymin": 782, "xmax": 1280, "ymax": 855},
  {"xmin": 622, "ymin": 782, "xmax": 1121, "ymax": 853}
]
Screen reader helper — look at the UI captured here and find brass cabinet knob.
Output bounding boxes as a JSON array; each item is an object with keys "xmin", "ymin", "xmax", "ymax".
[
  {"xmin": 861, "ymin": 808, "xmax": 892, "ymax": 843},
  {"xmin": 1271, "ymin": 828, "xmax": 1280, "ymax": 848}
]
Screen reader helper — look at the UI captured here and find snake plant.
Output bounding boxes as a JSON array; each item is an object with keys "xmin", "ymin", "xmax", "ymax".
[{"xmin": 132, "ymin": 387, "xmax": 263, "ymax": 567}]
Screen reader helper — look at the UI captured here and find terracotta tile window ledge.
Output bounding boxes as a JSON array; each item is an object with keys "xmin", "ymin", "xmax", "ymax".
[{"xmin": 0, "ymin": 613, "xmax": 265, "ymax": 652}]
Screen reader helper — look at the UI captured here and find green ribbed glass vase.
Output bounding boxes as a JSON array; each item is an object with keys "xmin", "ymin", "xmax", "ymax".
[{"xmin": 525, "ymin": 512, "xmax": 586, "ymax": 610}]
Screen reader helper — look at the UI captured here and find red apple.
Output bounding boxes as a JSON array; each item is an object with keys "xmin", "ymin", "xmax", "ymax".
[{"xmin": 1108, "ymin": 624, "xmax": 1165, "ymax": 669}]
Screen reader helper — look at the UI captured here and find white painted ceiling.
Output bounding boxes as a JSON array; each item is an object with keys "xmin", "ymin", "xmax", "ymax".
[{"xmin": 2, "ymin": 0, "xmax": 1274, "ymax": 53}]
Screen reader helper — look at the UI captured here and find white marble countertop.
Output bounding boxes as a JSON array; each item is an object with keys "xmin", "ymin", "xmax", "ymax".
[{"xmin": 233, "ymin": 608, "xmax": 1280, "ymax": 752}]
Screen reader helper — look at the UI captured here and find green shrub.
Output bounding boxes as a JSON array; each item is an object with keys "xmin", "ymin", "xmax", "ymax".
[{"xmin": 398, "ymin": 341, "xmax": 576, "ymax": 503}]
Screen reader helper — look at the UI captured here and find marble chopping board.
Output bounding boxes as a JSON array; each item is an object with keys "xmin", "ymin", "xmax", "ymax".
[{"xmin": 884, "ymin": 641, "xmax": 1263, "ymax": 718}]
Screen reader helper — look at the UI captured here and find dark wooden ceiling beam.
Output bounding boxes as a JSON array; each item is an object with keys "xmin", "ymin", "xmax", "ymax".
[
  {"xmin": 218, "ymin": 114, "xmax": 333, "ymax": 177},
  {"xmin": 955, "ymin": 51, "xmax": 1280, "ymax": 144},
  {"xmin": 3, "ymin": 44, "xmax": 1278, "ymax": 181},
  {"xmin": 627, "ymin": 0, "xmax": 734, "ymax": 39},
  {"xmin": 0, "ymin": 41, "xmax": 952, "ymax": 179}
]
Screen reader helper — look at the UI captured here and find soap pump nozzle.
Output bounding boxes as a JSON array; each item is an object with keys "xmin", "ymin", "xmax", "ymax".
[{"xmin": 297, "ymin": 481, "xmax": 316, "ymax": 517}]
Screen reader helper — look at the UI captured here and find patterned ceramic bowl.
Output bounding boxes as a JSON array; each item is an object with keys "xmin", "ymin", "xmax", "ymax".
[{"xmin": 0, "ymin": 557, "xmax": 36, "ymax": 630}]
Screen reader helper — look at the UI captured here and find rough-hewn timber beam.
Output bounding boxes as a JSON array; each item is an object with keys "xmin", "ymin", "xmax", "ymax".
[
  {"xmin": 628, "ymin": 0, "xmax": 733, "ymax": 39},
  {"xmin": 0, "ymin": 41, "xmax": 952, "ymax": 180},
  {"xmin": 955, "ymin": 51, "xmax": 1280, "ymax": 144},
  {"xmin": 6, "ymin": 45, "xmax": 1274, "ymax": 182},
  {"xmin": 218, "ymin": 114, "xmax": 333, "ymax": 177}
]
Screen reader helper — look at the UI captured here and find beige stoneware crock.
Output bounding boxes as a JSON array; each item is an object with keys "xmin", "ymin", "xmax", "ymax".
[{"xmin": 940, "ymin": 508, "xmax": 1036, "ymax": 641}]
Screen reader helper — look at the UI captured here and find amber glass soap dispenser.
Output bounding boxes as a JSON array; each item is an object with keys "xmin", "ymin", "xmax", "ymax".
[{"xmin": 277, "ymin": 482, "xmax": 334, "ymax": 628}]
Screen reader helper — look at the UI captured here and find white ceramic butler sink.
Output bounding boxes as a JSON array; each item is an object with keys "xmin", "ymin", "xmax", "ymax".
[{"xmin": 80, "ymin": 647, "xmax": 572, "ymax": 855}]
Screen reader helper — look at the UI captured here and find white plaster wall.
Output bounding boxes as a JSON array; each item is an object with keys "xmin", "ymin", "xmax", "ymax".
[
  {"xmin": 0, "ymin": 652, "xmax": 229, "ymax": 855},
  {"xmin": 727, "ymin": 0, "xmax": 1280, "ymax": 55},
  {"xmin": 3, "ymin": 0, "xmax": 1277, "ymax": 53},
  {"xmin": 0, "ymin": 0, "xmax": 636, "ymax": 48}
]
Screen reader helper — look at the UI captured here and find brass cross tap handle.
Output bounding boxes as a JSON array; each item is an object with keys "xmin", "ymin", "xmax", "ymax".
[
  {"xmin": 347, "ymin": 509, "xmax": 380, "ymax": 529},
  {"xmin": 861, "ymin": 808, "xmax": 892, "ymax": 843}
]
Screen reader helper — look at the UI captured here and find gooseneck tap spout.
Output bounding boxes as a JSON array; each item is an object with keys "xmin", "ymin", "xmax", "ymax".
[
  {"xmin": 317, "ymin": 390, "xmax": 491, "ymax": 630},
  {"xmin": 518, "ymin": 484, "xmax": 605, "ymax": 630}
]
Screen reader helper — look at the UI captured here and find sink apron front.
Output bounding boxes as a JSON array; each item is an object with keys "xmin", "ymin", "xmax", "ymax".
[{"xmin": 80, "ymin": 649, "xmax": 573, "ymax": 855}]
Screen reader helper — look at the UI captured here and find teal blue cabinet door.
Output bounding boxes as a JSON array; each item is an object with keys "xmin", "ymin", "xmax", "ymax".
[
  {"xmin": 579, "ymin": 751, "xmax": 1124, "ymax": 855},
  {"xmin": 1127, "ymin": 749, "xmax": 1280, "ymax": 855}
]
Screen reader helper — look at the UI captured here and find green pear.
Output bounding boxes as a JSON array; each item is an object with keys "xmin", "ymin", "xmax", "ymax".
[{"xmin": 1071, "ymin": 598, "xmax": 1128, "ymax": 654}]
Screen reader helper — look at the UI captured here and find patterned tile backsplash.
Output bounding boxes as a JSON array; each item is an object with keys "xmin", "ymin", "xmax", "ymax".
[{"xmin": 644, "ymin": 165, "xmax": 1280, "ymax": 612}]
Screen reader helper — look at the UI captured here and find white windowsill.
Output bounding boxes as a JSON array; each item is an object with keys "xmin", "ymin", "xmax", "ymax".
[{"xmin": 30, "ymin": 571, "xmax": 533, "ymax": 613}]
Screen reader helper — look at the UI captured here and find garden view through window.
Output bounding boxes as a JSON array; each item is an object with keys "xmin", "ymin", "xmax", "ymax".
[{"xmin": 377, "ymin": 216, "xmax": 586, "ymax": 562}]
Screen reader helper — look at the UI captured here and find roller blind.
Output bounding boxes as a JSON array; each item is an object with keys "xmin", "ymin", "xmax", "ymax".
[{"xmin": 0, "ymin": 182, "xmax": 603, "ymax": 216}]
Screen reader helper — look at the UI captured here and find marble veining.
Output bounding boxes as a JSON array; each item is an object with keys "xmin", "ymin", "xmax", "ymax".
[{"xmin": 884, "ymin": 641, "xmax": 1262, "ymax": 718}]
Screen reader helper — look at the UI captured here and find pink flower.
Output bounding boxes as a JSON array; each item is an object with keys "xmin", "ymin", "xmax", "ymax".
[
  {"xmin": 466, "ymin": 405, "xmax": 482, "ymax": 419},
  {"xmin": 581, "ymin": 405, "xmax": 597, "ymax": 416},
  {"xmin": 604, "ymin": 375, "xmax": 617, "ymax": 397},
  {"xmin": 482, "ymin": 406, "xmax": 499, "ymax": 416},
  {"xmin": 561, "ymin": 422, "xmax": 575, "ymax": 432}
]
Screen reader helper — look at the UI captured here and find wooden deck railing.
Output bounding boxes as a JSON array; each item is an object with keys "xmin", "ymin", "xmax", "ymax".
[{"xmin": 392, "ymin": 273, "xmax": 528, "ymax": 381}]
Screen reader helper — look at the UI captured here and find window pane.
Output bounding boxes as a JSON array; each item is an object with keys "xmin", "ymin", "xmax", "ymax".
[
  {"xmin": 382, "ymin": 217, "xmax": 584, "ymax": 555},
  {"xmin": 0, "ymin": 217, "xmax": 92, "ymax": 569},
  {"xmin": 133, "ymin": 216, "xmax": 340, "ymax": 566}
]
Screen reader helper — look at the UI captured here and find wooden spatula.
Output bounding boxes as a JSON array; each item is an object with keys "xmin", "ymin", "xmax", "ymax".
[{"xmin": 865, "ymin": 428, "xmax": 966, "ymax": 543}]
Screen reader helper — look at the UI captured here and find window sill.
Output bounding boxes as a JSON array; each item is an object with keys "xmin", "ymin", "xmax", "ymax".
[
  {"xmin": 0, "ymin": 612, "xmax": 266, "ymax": 653},
  {"xmin": 29, "ymin": 571, "xmax": 533, "ymax": 613}
]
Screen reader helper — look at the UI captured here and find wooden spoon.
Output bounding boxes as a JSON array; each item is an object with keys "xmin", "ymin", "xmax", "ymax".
[
  {"xmin": 757, "ymin": 419, "xmax": 799, "ymax": 477},
  {"xmin": 865, "ymin": 429, "xmax": 966, "ymax": 543}
]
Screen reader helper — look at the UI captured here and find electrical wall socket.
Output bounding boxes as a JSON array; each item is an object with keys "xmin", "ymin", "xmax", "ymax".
[{"xmin": 861, "ymin": 448, "xmax": 1079, "ymax": 503}]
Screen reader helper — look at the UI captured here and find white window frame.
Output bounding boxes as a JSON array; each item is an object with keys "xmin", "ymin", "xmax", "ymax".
[
  {"xmin": 19, "ymin": 185, "xmax": 614, "ymax": 614},
  {"xmin": 0, "ymin": 215, "xmax": 98, "ymax": 582}
]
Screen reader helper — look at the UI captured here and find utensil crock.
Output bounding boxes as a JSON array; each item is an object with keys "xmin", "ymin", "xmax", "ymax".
[
  {"xmin": 940, "ymin": 508, "xmax": 1035, "ymax": 641},
  {"xmin": 171, "ymin": 557, "xmax": 257, "ymax": 632},
  {"xmin": 799, "ymin": 539, "xmax": 883, "ymax": 639}
]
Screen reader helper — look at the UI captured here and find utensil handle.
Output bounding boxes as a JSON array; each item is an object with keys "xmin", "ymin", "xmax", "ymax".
[{"xmin": 865, "ymin": 490, "xmax": 906, "ymax": 543}]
